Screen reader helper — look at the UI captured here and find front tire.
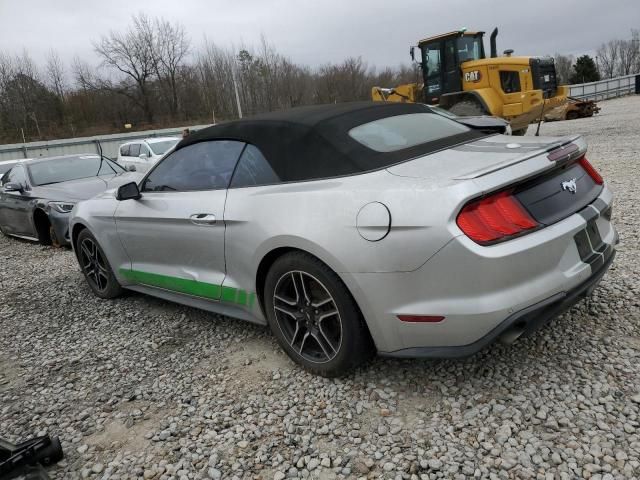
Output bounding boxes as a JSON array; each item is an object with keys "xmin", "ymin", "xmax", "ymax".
[
  {"xmin": 76, "ymin": 229, "xmax": 122, "ymax": 299},
  {"xmin": 264, "ymin": 251, "xmax": 373, "ymax": 377}
]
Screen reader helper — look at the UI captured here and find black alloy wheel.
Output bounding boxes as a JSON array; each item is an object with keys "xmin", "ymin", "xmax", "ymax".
[
  {"xmin": 79, "ymin": 237, "xmax": 109, "ymax": 292},
  {"xmin": 273, "ymin": 270, "xmax": 343, "ymax": 364},
  {"xmin": 76, "ymin": 229, "xmax": 122, "ymax": 299},
  {"xmin": 264, "ymin": 251, "xmax": 373, "ymax": 376}
]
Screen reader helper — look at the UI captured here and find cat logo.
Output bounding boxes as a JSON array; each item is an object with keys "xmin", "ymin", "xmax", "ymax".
[{"xmin": 464, "ymin": 70, "xmax": 482, "ymax": 83}]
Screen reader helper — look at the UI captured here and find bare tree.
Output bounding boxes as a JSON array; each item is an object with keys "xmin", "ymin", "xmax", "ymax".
[
  {"xmin": 197, "ymin": 39, "xmax": 238, "ymax": 120},
  {"xmin": 94, "ymin": 13, "xmax": 157, "ymax": 123},
  {"xmin": 597, "ymin": 40, "xmax": 619, "ymax": 79},
  {"xmin": 554, "ymin": 53, "xmax": 574, "ymax": 84},
  {"xmin": 151, "ymin": 17, "xmax": 190, "ymax": 117},
  {"xmin": 45, "ymin": 50, "xmax": 66, "ymax": 99},
  {"xmin": 618, "ymin": 30, "xmax": 640, "ymax": 76},
  {"xmin": 633, "ymin": 29, "xmax": 640, "ymax": 73}
]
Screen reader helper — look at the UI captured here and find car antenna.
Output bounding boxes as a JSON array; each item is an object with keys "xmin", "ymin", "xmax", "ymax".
[{"xmin": 535, "ymin": 96, "xmax": 547, "ymax": 136}]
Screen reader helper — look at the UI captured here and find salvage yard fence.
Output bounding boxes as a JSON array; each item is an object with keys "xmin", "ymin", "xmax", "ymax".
[
  {"xmin": 568, "ymin": 73, "xmax": 640, "ymax": 101},
  {"xmin": 0, "ymin": 124, "xmax": 210, "ymax": 162}
]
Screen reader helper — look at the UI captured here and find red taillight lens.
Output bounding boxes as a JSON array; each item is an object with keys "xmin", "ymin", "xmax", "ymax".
[
  {"xmin": 457, "ymin": 191, "xmax": 539, "ymax": 244},
  {"xmin": 578, "ymin": 156, "xmax": 603, "ymax": 185}
]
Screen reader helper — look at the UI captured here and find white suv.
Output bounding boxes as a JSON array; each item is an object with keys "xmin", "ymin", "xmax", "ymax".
[{"xmin": 117, "ymin": 137, "xmax": 180, "ymax": 172}]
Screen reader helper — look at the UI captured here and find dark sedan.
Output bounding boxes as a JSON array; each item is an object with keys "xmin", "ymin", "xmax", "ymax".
[{"xmin": 0, "ymin": 154, "xmax": 140, "ymax": 247}]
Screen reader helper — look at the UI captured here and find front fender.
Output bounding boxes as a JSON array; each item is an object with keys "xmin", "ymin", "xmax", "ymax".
[{"xmin": 69, "ymin": 197, "xmax": 129, "ymax": 278}]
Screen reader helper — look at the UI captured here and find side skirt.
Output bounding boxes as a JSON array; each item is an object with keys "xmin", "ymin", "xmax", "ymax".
[
  {"xmin": 5, "ymin": 232, "xmax": 39, "ymax": 242},
  {"xmin": 124, "ymin": 284, "xmax": 267, "ymax": 326}
]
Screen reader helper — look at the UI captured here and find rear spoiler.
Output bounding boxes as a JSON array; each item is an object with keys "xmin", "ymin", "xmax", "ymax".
[{"xmin": 455, "ymin": 116, "xmax": 510, "ymax": 134}]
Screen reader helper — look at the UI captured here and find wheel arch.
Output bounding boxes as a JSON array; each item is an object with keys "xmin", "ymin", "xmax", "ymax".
[
  {"xmin": 32, "ymin": 208, "xmax": 52, "ymax": 245},
  {"xmin": 254, "ymin": 245, "xmax": 376, "ymax": 348},
  {"xmin": 71, "ymin": 222, "xmax": 88, "ymax": 249}
]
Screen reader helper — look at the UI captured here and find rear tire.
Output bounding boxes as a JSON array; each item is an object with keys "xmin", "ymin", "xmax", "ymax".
[
  {"xmin": 264, "ymin": 251, "xmax": 373, "ymax": 377},
  {"xmin": 448, "ymin": 99, "xmax": 486, "ymax": 116},
  {"xmin": 76, "ymin": 229, "xmax": 123, "ymax": 299}
]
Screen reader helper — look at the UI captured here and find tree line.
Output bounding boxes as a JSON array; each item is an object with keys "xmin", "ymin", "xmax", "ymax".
[
  {"xmin": 1, "ymin": 15, "xmax": 638, "ymax": 145},
  {"xmin": 554, "ymin": 29, "xmax": 639, "ymax": 84},
  {"xmin": 0, "ymin": 14, "xmax": 415, "ymax": 144}
]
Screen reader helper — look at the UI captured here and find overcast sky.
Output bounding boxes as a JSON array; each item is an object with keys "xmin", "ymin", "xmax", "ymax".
[{"xmin": 0, "ymin": 0, "xmax": 637, "ymax": 72}]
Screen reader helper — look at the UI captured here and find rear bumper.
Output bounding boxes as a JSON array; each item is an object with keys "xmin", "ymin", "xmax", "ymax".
[
  {"xmin": 383, "ymin": 246, "xmax": 615, "ymax": 358},
  {"xmin": 343, "ymin": 187, "xmax": 617, "ymax": 354}
]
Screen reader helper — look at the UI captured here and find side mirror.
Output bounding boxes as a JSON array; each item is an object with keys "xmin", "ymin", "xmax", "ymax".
[
  {"xmin": 139, "ymin": 153, "xmax": 147, "ymax": 160},
  {"xmin": 127, "ymin": 164, "xmax": 137, "ymax": 172},
  {"xmin": 4, "ymin": 182, "xmax": 22, "ymax": 192},
  {"xmin": 116, "ymin": 181, "xmax": 141, "ymax": 201},
  {"xmin": 409, "ymin": 46, "xmax": 415, "ymax": 62}
]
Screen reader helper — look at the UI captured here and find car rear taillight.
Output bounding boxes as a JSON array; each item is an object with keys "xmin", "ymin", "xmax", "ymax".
[
  {"xmin": 457, "ymin": 191, "xmax": 539, "ymax": 245},
  {"xmin": 578, "ymin": 156, "xmax": 603, "ymax": 185}
]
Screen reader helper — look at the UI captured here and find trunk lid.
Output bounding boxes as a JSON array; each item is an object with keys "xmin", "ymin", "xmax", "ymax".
[
  {"xmin": 387, "ymin": 133, "xmax": 604, "ymax": 229},
  {"xmin": 386, "ymin": 134, "xmax": 580, "ymax": 183}
]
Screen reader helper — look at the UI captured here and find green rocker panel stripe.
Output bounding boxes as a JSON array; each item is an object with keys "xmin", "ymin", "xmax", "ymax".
[{"xmin": 119, "ymin": 268, "xmax": 256, "ymax": 308}]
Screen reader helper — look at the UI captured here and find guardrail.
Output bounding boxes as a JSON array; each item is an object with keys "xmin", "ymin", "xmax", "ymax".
[
  {"xmin": 568, "ymin": 73, "xmax": 639, "ymax": 101},
  {"xmin": 0, "ymin": 124, "xmax": 211, "ymax": 162}
]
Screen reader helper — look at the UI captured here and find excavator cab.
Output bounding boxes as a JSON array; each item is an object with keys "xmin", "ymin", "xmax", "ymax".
[{"xmin": 416, "ymin": 30, "xmax": 486, "ymax": 104}]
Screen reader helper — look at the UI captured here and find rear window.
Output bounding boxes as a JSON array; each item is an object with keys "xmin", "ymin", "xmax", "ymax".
[
  {"xmin": 149, "ymin": 139, "xmax": 179, "ymax": 155},
  {"xmin": 348, "ymin": 113, "xmax": 470, "ymax": 153}
]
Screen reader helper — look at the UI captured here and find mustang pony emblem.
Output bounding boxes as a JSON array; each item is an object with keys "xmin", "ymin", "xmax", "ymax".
[{"xmin": 561, "ymin": 178, "xmax": 577, "ymax": 194}]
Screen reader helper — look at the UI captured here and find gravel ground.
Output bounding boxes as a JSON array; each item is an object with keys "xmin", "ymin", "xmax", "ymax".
[{"xmin": 1, "ymin": 96, "xmax": 639, "ymax": 480}]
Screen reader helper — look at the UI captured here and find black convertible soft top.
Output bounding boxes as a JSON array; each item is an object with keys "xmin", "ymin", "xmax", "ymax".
[{"xmin": 177, "ymin": 102, "xmax": 482, "ymax": 182}]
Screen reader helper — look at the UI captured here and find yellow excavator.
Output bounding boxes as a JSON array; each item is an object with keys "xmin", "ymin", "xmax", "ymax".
[{"xmin": 372, "ymin": 28, "xmax": 571, "ymax": 135}]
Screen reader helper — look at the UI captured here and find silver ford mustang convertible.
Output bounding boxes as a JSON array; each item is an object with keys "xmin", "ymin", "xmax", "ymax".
[{"xmin": 70, "ymin": 102, "xmax": 617, "ymax": 376}]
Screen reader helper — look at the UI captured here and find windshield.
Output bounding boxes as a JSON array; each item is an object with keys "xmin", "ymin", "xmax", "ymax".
[
  {"xmin": 28, "ymin": 155, "xmax": 125, "ymax": 186},
  {"xmin": 149, "ymin": 139, "xmax": 179, "ymax": 155},
  {"xmin": 457, "ymin": 35, "xmax": 483, "ymax": 62},
  {"xmin": 348, "ymin": 112, "xmax": 470, "ymax": 153}
]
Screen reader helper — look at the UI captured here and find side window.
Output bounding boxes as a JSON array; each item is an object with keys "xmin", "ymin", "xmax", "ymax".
[
  {"xmin": 120, "ymin": 145, "xmax": 130, "ymax": 156},
  {"xmin": 143, "ymin": 140, "xmax": 245, "ymax": 192},
  {"xmin": 500, "ymin": 71, "xmax": 521, "ymax": 93},
  {"xmin": 140, "ymin": 145, "xmax": 151, "ymax": 156},
  {"xmin": 230, "ymin": 144, "xmax": 280, "ymax": 188},
  {"xmin": 129, "ymin": 143, "xmax": 141, "ymax": 157}
]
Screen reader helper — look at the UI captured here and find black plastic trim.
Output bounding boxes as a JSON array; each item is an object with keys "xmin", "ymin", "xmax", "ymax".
[{"xmin": 578, "ymin": 206, "xmax": 599, "ymax": 223}]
